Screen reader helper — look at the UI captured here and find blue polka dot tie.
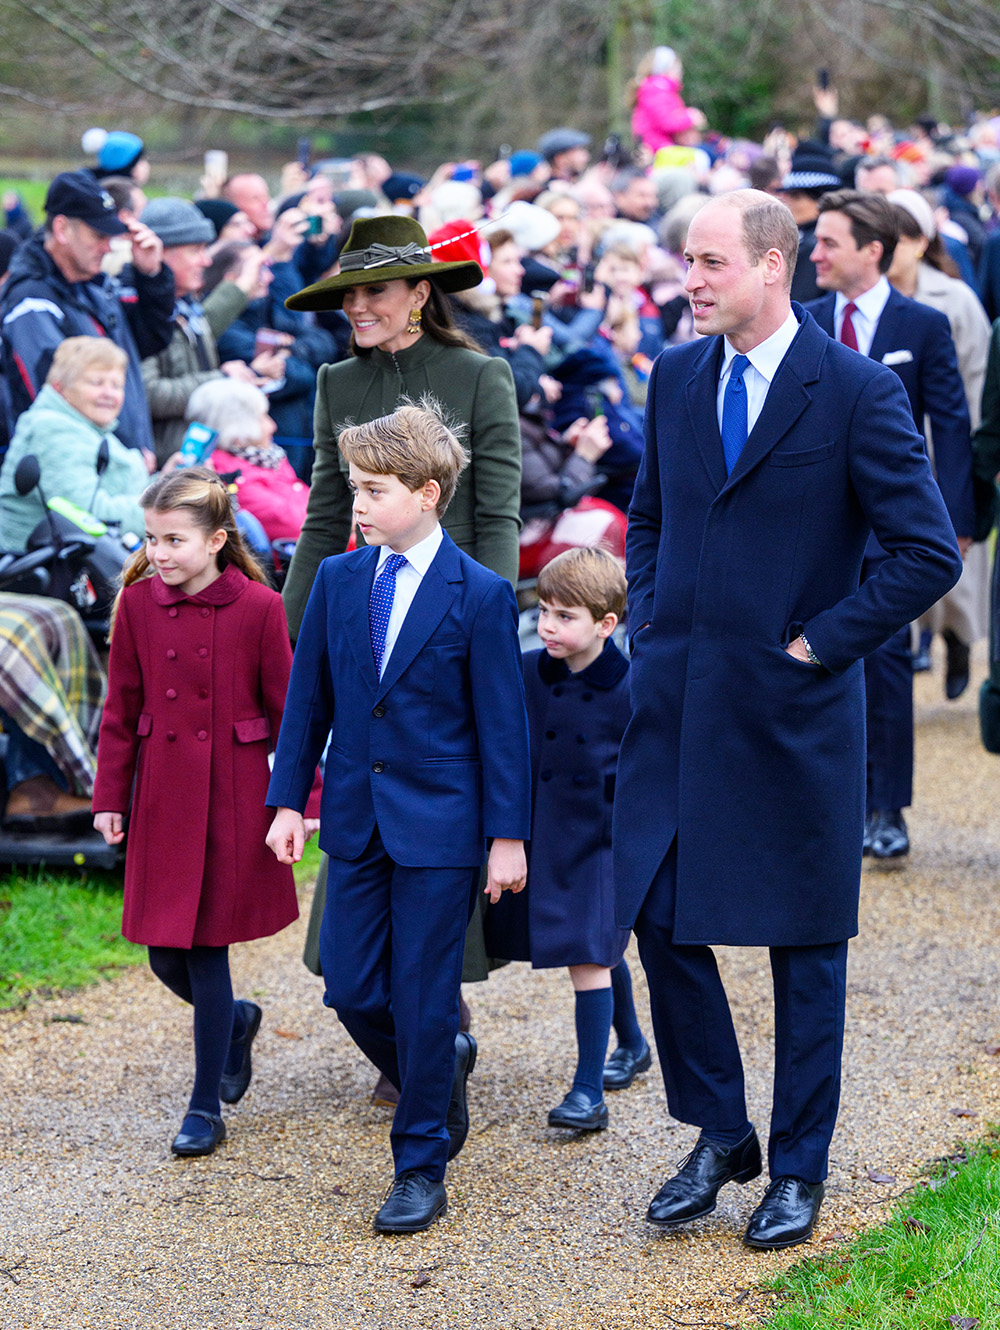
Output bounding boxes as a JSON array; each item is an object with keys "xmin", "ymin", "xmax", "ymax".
[
  {"xmin": 369, "ymin": 553, "xmax": 407, "ymax": 676},
  {"xmin": 721, "ymin": 353, "xmax": 750, "ymax": 476}
]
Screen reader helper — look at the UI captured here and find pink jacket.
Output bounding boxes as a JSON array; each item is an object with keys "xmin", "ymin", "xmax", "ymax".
[
  {"xmin": 210, "ymin": 448, "xmax": 310, "ymax": 543},
  {"xmin": 631, "ymin": 75, "xmax": 698, "ymax": 153}
]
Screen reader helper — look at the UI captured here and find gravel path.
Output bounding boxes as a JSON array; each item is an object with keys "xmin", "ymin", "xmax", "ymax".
[{"xmin": 3, "ymin": 646, "xmax": 999, "ymax": 1329}]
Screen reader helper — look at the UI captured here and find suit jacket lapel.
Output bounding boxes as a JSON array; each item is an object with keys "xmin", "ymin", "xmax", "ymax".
[
  {"xmin": 342, "ymin": 547, "xmax": 380, "ymax": 689},
  {"xmin": 375, "ymin": 535, "xmax": 462, "ymax": 698},
  {"xmin": 684, "ymin": 338, "xmax": 727, "ymax": 493},
  {"xmin": 867, "ymin": 288, "xmax": 903, "ymax": 364}
]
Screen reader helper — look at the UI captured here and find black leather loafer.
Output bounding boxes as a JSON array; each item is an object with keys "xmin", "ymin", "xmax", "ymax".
[
  {"xmin": 219, "ymin": 1000, "xmax": 262, "ymax": 1104},
  {"xmin": 603, "ymin": 1039, "xmax": 652, "ymax": 1091},
  {"xmin": 870, "ymin": 809, "xmax": 909, "ymax": 859},
  {"xmin": 647, "ymin": 1126, "xmax": 762, "ymax": 1226},
  {"xmin": 373, "ymin": 1171, "xmax": 447, "ymax": 1234},
  {"xmin": 547, "ymin": 1088, "xmax": 609, "ymax": 1131},
  {"xmin": 744, "ymin": 1175, "xmax": 824, "ymax": 1250},
  {"xmin": 446, "ymin": 1031, "xmax": 477, "ymax": 1161},
  {"xmin": 171, "ymin": 1109, "xmax": 226, "ymax": 1157}
]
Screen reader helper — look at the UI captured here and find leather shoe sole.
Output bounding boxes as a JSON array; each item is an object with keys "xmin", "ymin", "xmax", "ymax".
[
  {"xmin": 647, "ymin": 1127, "xmax": 762, "ymax": 1226},
  {"xmin": 446, "ymin": 1032, "xmax": 477, "ymax": 1161},
  {"xmin": 603, "ymin": 1040, "xmax": 652, "ymax": 1091}
]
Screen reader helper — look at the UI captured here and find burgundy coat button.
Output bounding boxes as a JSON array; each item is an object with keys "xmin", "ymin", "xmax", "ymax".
[
  {"xmin": 200, "ymin": 608, "xmax": 210, "ymax": 617},
  {"xmin": 168, "ymin": 608, "xmax": 178, "ymax": 618},
  {"xmin": 198, "ymin": 647, "xmax": 208, "ymax": 657},
  {"xmin": 166, "ymin": 649, "xmax": 177, "ymax": 660},
  {"xmin": 197, "ymin": 730, "xmax": 208, "ymax": 741},
  {"xmin": 199, "ymin": 689, "xmax": 208, "ymax": 699},
  {"xmin": 167, "ymin": 731, "xmax": 177, "ymax": 742},
  {"xmin": 166, "ymin": 689, "xmax": 177, "ymax": 700}
]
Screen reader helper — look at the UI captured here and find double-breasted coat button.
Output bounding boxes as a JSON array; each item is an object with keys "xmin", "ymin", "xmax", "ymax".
[
  {"xmin": 168, "ymin": 608, "xmax": 178, "ymax": 618},
  {"xmin": 200, "ymin": 608, "xmax": 210, "ymax": 618},
  {"xmin": 372, "ymin": 705, "xmax": 386, "ymax": 718},
  {"xmin": 540, "ymin": 770, "xmax": 553, "ymax": 781},
  {"xmin": 545, "ymin": 729, "xmax": 556, "ymax": 740},
  {"xmin": 166, "ymin": 649, "xmax": 176, "ymax": 660},
  {"xmin": 167, "ymin": 731, "xmax": 177, "ymax": 742},
  {"xmin": 197, "ymin": 730, "xmax": 208, "ymax": 741},
  {"xmin": 166, "ymin": 688, "xmax": 177, "ymax": 700},
  {"xmin": 199, "ymin": 688, "xmax": 208, "ymax": 699},
  {"xmin": 576, "ymin": 734, "xmax": 586, "ymax": 744},
  {"xmin": 553, "ymin": 685, "xmax": 564, "ymax": 697},
  {"xmin": 372, "ymin": 761, "xmax": 385, "ymax": 773},
  {"xmin": 198, "ymin": 647, "xmax": 208, "ymax": 657}
]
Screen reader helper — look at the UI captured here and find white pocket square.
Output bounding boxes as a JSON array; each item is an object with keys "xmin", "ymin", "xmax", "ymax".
[{"xmin": 882, "ymin": 349, "xmax": 913, "ymax": 365}]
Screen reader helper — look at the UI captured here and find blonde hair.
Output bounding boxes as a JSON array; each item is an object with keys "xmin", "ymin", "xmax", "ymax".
[
  {"xmin": 112, "ymin": 466, "xmax": 267, "ymax": 630},
  {"xmin": 537, "ymin": 547, "xmax": 627, "ymax": 622},
  {"xmin": 338, "ymin": 398, "xmax": 469, "ymax": 514},
  {"xmin": 46, "ymin": 336, "xmax": 128, "ymax": 388}
]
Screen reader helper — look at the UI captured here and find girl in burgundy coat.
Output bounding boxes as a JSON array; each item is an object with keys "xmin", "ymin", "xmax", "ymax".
[{"xmin": 94, "ymin": 467, "xmax": 299, "ymax": 1158}]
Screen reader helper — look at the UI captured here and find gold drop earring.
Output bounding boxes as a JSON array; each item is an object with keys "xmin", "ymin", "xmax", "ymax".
[{"xmin": 407, "ymin": 307, "xmax": 423, "ymax": 334}]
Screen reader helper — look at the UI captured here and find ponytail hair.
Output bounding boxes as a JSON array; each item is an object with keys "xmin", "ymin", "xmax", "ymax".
[{"xmin": 111, "ymin": 466, "xmax": 267, "ymax": 632}]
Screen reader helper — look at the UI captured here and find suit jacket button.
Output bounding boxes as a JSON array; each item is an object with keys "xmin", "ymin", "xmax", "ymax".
[
  {"xmin": 540, "ymin": 770, "xmax": 553, "ymax": 781},
  {"xmin": 166, "ymin": 688, "xmax": 177, "ymax": 700},
  {"xmin": 372, "ymin": 761, "xmax": 384, "ymax": 773},
  {"xmin": 167, "ymin": 731, "xmax": 177, "ymax": 742},
  {"xmin": 545, "ymin": 729, "xmax": 556, "ymax": 740},
  {"xmin": 372, "ymin": 705, "xmax": 386, "ymax": 718},
  {"xmin": 197, "ymin": 730, "xmax": 208, "ymax": 741}
]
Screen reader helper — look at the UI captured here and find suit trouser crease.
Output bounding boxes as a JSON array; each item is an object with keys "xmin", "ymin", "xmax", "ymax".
[
  {"xmin": 319, "ymin": 827, "xmax": 477, "ymax": 1182},
  {"xmin": 634, "ymin": 840, "xmax": 847, "ymax": 1183}
]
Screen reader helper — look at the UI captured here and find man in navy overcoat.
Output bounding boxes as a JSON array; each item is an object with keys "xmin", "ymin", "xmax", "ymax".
[{"xmin": 613, "ymin": 189, "xmax": 961, "ymax": 1250}]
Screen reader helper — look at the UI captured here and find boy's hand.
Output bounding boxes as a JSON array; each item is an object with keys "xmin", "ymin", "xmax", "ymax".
[
  {"xmin": 266, "ymin": 807, "xmax": 305, "ymax": 864},
  {"xmin": 94, "ymin": 812, "xmax": 124, "ymax": 845},
  {"xmin": 484, "ymin": 838, "xmax": 527, "ymax": 903}
]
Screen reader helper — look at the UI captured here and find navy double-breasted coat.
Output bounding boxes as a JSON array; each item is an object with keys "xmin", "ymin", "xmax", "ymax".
[
  {"xmin": 487, "ymin": 641, "xmax": 632, "ymax": 968},
  {"xmin": 93, "ymin": 564, "xmax": 299, "ymax": 949},
  {"xmin": 613, "ymin": 308, "xmax": 962, "ymax": 947}
]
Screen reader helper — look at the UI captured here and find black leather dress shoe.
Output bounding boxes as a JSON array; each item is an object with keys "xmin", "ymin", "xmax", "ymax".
[
  {"xmin": 869, "ymin": 809, "xmax": 909, "ymax": 859},
  {"xmin": 744, "ymin": 1175, "xmax": 824, "ymax": 1250},
  {"xmin": 446, "ymin": 1031, "xmax": 477, "ymax": 1161},
  {"xmin": 547, "ymin": 1088, "xmax": 609, "ymax": 1130},
  {"xmin": 603, "ymin": 1039, "xmax": 652, "ymax": 1091},
  {"xmin": 219, "ymin": 1000, "xmax": 262, "ymax": 1104},
  {"xmin": 943, "ymin": 628, "xmax": 970, "ymax": 700},
  {"xmin": 373, "ymin": 1171, "xmax": 447, "ymax": 1234},
  {"xmin": 647, "ymin": 1127, "xmax": 761, "ymax": 1226},
  {"xmin": 171, "ymin": 1109, "xmax": 226, "ymax": 1157}
]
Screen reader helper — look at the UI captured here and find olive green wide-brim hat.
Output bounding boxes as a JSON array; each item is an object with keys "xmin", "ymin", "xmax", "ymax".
[{"xmin": 284, "ymin": 214, "xmax": 484, "ymax": 312}]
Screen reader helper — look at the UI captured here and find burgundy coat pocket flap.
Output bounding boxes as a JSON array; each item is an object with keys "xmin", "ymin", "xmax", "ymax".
[
  {"xmin": 137, "ymin": 712, "xmax": 153, "ymax": 737},
  {"xmin": 234, "ymin": 716, "xmax": 271, "ymax": 743}
]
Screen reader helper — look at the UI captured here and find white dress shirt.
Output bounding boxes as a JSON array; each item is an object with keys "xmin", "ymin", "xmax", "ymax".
[
  {"xmin": 717, "ymin": 310, "xmax": 800, "ymax": 435},
  {"xmin": 833, "ymin": 276, "xmax": 891, "ymax": 357},
  {"xmin": 374, "ymin": 523, "xmax": 444, "ymax": 676}
]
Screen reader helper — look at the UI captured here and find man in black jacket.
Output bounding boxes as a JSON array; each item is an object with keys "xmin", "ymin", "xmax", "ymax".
[{"xmin": 1, "ymin": 171, "xmax": 174, "ymax": 459}]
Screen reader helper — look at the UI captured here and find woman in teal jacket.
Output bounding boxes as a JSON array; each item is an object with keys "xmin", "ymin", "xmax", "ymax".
[{"xmin": 0, "ymin": 337, "xmax": 149, "ymax": 552}]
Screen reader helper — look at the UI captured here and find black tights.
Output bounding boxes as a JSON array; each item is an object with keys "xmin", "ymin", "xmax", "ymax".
[{"xmin": 148, "ymin": 945, "xmax": 235, "ymax": 1115}]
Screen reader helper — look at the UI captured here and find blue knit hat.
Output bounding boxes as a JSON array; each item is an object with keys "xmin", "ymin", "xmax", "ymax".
[{"xmin": 97, "ymin": 131, "xmax": 145, "ymax": 176}]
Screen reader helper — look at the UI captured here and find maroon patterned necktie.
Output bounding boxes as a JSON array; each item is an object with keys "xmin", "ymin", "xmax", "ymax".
[{"xmin": 840, "ymin": 300, "xmax": 859, "ymax": 351}]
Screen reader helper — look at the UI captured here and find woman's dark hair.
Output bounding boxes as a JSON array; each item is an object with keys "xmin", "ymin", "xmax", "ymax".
[
  {"xmin": 350, "ymin": 278, "xmax": 485, "ymax": 357},
  {"xmin": 891, "ymin": 204, "xmax": 960, "ymax": 278}
]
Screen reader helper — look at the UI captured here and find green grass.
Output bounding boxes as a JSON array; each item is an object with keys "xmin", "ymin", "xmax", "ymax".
[
  {"xmin": 0, "ymin": 841, "xmax": 321, "ymax": 1008},
  {"xmin": 761, "ymin": 1135, "xmax": 1000, "ymax": 1328}
]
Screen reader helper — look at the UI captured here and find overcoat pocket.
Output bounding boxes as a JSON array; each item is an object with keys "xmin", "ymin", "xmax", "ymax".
[
  {"xmin": 234, "ymin": 716, "xmax": 271, "ymax": 743},
  {"xmin": 768, "ymin": 442, "xmax": 836, "ymax": 467}
]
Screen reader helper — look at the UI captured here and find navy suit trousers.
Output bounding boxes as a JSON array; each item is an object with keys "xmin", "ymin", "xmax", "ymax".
[
  {"xmin": 320, "ymin": 827, "xmax": 480, "ymax": 1182},
  {"xmin": 634, "ymin": 840, "xmax": 848, "ymax": 1183},
  {"xmin": 864, "ymin": 624, "xmax": 914, "ymax": 812}
]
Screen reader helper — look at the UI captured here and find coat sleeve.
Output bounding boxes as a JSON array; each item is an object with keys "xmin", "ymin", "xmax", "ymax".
[
  {"xmin": 624, "ymin": 353, "xmax": 665, "ymax": 634},
  {"xmin": 467, "ymin": 354, "xmax": 522, "ymax": 585},
  {"xmin": 267, "ymin": 563, "xmax": 336, "ymax": 809},
  {"xmin": 972, "ymin": 319, "xmax": 1000, "ymax": 537},
  {"xmin": 141, "ymin": 346, "xmax": 222, "ymax": 423},
  {"xmin": 126, "ymin": 264, "xmax": 176, "ymax": 360},
  {"xmin": 281, "ymin": 364, "xmax": 354, "ymax": 639},
  {"xmin": 92, "ymin": 591, "xmax": 144, "ymax": 813},
  {"xmin": 1, "ymin": 291, "xmax": 68, "ymax": 415},
  {"xmin": 919, "ymin": 307, "xmax": 974, "ymax": 538},
  {"xmin": 257, "ymin": 592, "xmax": 294, "ymax": 748}
]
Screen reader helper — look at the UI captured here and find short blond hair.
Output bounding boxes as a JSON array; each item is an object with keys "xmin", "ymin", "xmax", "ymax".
[
  {"xmin": 46, "ymin": 336, "xmax": 128, "ymax": 388},
  {"xmin": 339, "ymin": 398, "xmax": 469, "ymax": 514},
  {"xmin": 537, "ymin": 547, "xmax": 627, "ymax": 622}
]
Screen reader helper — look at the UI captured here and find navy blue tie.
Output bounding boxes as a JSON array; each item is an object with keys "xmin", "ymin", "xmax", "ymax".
[
  {"xmin": 721, "ymin": 353, "xmax": 750, "ymax": 475},
  {"xmin": 369, "ymin": 553, "xmax": 407, "ymax": 676}
]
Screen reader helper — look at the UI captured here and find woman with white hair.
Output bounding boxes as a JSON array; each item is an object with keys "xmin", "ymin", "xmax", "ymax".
[{"xmin": 186, "ymin": 379, "xmax": 309, "ymax": 543}]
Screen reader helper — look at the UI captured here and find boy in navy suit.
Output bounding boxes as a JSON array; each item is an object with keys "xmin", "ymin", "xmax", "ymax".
[{"xmin": 266, "ymin": 402, "xmax": 531, "ymax": 1234}]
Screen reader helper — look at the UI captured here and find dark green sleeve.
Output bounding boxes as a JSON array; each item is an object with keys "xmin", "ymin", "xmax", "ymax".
[
  {"xmin": 972, "ymin": 319, "xmax": 1000, "ymax": 540},
  {"xmin": 466, "ymin": 355, "xmax": 522, "ymax": 586},
  {"xmin": 281, "ymin": 364, "xmax": 354, "ymax": 639}
]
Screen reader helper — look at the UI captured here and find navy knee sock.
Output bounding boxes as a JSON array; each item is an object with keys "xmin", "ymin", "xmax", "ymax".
[
  {"xmin": 571, "ymin": 987, "xmax": 613, "ymax": 1104},
  {"xmin": 610, "ymin": 960, "xmax": 645, "ymax": 1052},
  {"xmin": 185, "ymin": 946, "xmax": 234, "ymax": 1116}
]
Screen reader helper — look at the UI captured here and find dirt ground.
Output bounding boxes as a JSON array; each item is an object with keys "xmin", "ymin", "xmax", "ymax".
[{"xmin": 2, "ymin": 644, "xmax": 999, "ymax": 1329}]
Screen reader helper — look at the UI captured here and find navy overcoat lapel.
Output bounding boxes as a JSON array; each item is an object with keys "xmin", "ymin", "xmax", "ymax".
[
  {"xmin": 683, "ymin": 338, "xmax": 727, "ymax": 493},
  {"xmin": 867, "ymin": 287, "xmax": 904, "ymax": 365}
]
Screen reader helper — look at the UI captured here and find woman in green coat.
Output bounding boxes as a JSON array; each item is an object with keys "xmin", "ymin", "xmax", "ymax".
[{"xmin": 281, "ymin": 215, "xmax": 522, "ymax": 1081}]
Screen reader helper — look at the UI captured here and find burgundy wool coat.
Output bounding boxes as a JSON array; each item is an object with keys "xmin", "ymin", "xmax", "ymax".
[{"xmin": 93, "ymin": 563, "xmax": 299, "ymax": 948}]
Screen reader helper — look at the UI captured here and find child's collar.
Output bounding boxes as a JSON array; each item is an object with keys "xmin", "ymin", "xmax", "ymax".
[
  {"xmin": 537, "ymin": 636, "xmax": 628, "ymax": 689},
  {"xmin": 150, "ymin": 562, "xmax": 248, "ymax": 606}
]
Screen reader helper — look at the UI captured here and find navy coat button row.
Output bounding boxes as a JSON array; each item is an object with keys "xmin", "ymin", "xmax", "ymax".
[{"xmin": 372, "ymin": 761, "xmax": 385, "ymax": 773}]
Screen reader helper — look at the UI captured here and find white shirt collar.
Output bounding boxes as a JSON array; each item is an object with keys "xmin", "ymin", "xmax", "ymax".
[
  {"xmin": 834, "ymin": 274, "xmax": 891, "ymax": 324},
  {"xmin": 721, "ymin": 310, "xmax": 799, "ymax": 385},
  {"xmin": 376, "ymin": 522, "xmax": 443, "ymax": 576}
]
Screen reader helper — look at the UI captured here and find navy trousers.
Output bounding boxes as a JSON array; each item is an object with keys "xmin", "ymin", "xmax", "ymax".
[
  {"xmin": 633, "ymin": 840, "xmax": 848, "ymax": 1184},
  {"xmin": 864, "ymin": 625, "xmax": 914, "ymax": 812},
  {"xmin": 319, "ymin": 826, "xmax": 480, "ymax": 1182}
]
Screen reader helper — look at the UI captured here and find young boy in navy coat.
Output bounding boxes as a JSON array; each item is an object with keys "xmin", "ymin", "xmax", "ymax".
[
  {"xmin": 266, "ymin": 402, "xmax": 531, "ymax": 1235},
  {"xmin": 487, "ymin": 549, "xmax": 649, "ymax": 1131}
]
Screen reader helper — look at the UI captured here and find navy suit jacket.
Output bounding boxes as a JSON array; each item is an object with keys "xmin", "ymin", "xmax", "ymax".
[
  {"xmin": 267, "ymin": 531, "xmax": 532, "ymax": 868},
  {"xmin": 806, "ymin": 287, "xmax": 974, "ymax": 538},
  {"xmin": 613, "ymin": 307, "xmax": 961, "ymax": 946}
]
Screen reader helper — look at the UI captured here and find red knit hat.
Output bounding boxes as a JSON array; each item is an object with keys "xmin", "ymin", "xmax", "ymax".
[{"xmin": 427, "ymin": 219, "xmax": 488, "ymax": 271}]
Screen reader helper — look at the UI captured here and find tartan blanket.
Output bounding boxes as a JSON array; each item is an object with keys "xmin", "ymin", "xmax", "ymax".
[{"xmin": 0, "ymin": 594, "xmax": 106, "ymax": 796}]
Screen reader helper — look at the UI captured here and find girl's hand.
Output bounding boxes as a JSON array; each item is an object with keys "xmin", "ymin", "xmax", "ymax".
[
  {"xmin": 94, "ymin": 812, "xmax": 124, "ymax": 845},
  {"xmin": 266, "ymin": 807, "xmax": 305, "ymax": 864}
]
